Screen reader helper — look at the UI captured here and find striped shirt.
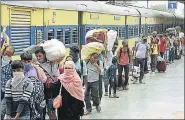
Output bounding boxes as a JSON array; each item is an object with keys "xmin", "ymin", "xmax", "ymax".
[{"xmin": 5, "ymin": 77, "xmax": 33, "ymax": 115}]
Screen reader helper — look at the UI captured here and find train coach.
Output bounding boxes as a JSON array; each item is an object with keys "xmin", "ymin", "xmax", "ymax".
[{"xmin": 1, "ymin": 1, "xmax": 184, "ymax": 60}]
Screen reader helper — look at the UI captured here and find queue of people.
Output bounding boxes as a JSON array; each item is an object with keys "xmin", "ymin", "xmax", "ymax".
[{"xmin": 1, "ymin": 29, "xmax": 184, "ymax": 120}]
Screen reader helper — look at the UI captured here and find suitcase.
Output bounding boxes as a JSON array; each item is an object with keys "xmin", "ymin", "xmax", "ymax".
[{"xmin": 156, "ymin": 60, "xmax": 167, "ymax": 72}]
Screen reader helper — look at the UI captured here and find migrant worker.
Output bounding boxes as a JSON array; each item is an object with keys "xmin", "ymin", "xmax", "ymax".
[
  {"xmin": 103, "ymin": 50, "xmax": 113, "ymax": 97},
  {"xmin": 108, "ymin": 56, "xmax": 119, "ymax": 98},
  {"xmin": 5, "ymin": 60, "xmax": 33, "ymax": 120},
  {"xmin": 69, "ymin": 46, "xmax": 88, "ymax": 86},
  {"xmin": 57, "ymin": 61, "xmax": 84, "ymax": 120},
  {"xmin": 168, "ymin": 34, "xmax": 175, "ymax": 63},
  {"xmin": 1, "ymin": 45, "xmax": 14, "ymax": 120},
  {"xmin": 164, "ymin": 34, "xmax": 170, "ymax": 63},
  {"xmin": 35, "ymin": 47, "xmax": 61, "ymax": 120},
  {"xmin": 179, "ymin": 31, "xmax": 184, "ymax": 56},
  {"xmin": 149, "ymin": 31, "xmax": 160, "ymax": 75},
  {"xmin": 20, "ymin": 52, "xmax": 46, "ymax": 120},
  {"xmin": 159, "ymin": 34, "xmax": 167, "ymax": 58},
  {"xmin": 134, "ymin": 38, "xmax": 149, "ymax": 84},
  {"xmin": 84, "ymin": 53, "xmax": 102, "ymax": 115},
  {"xmin": 20, "ymin": 52, "xmax": 46, "ymax": 82},
  {"xmin": 117, "ymin": 41, "xmax": 132, "ymax": 91}
]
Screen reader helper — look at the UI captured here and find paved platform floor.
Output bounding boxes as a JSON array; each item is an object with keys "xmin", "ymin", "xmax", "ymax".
[{"xmin": 83, "ymin": 58, "xmax": 184, "ymax": 119}]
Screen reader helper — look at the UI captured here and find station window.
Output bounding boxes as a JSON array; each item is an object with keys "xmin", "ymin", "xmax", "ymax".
[
  {"xmin": 141, "ymin": 26, "xmax": 144, "ymax": 34},
  {"xmin": 128, "ymin": 27, "xmax": 134, "ymax": 37},
  {"xmin": 86, "ymin": 27, "xmax": 90, "ymax": 33},
  {"xmin": 72, "ymin": 28, "xmax": 78, "ymax": 44},
  {"xmin": 65, "ymin": 28, "xmax": 71, "ymax": 45},
  {"xmin": 134, "ymin": 26, "xmax": 138, "ymax": 36},
  {"xmin": 118, "ymin": 27, "xmax": 125, "ymax": 39},
  {"xmin": 35, "ymin": 29, "xmax": 43, "ymax": 44},
  {"xmin": 151, "ymin": 26, "xmax": 154, "ymax": 33},
  {"xmin": 48, "ymin": 29, "xmax": 54, "ymax": 40},
  {"xmin": 147, "ymin": 26, "xmax": 150, "ymax": 35},
  {"xmin": 57, "ymin": 29, "xmax": 63, "ymax": 42}
]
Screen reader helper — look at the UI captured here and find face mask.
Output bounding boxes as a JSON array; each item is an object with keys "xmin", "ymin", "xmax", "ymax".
[{"xmin": 24, "ymin": 64, "xmax": 32, "ymax": 72}]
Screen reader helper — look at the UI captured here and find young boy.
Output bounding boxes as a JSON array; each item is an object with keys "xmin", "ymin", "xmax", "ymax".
[{"xmin": 108, "ymin": 56, "xmax": 119, "ymax": 98}]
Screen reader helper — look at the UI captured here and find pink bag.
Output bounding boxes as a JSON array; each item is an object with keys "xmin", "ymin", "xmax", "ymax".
[{"xmin": 53, "ymin": 85, "xmax": 62, "ymax": 109}]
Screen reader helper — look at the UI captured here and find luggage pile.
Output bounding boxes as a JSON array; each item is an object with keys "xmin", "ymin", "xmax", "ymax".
[{"xmin": 83, "ymin": 29, "xmax": 117, "ymax": 61}]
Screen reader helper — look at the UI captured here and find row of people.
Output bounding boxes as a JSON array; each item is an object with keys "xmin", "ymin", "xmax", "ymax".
[{"xmin": 1, "ymin": 30, "xmax": 184, "ymax": 119}]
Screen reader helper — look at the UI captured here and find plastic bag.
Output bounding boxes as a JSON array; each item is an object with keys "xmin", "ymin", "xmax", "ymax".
[
  {"xmin": 81, "ymin": 42, "xmax": 105, "ymax": 61},
  {"xmin": 40, "ymin": 39, "xmax": 66, "ymax": 61},
  {"xmin": 107, "ymin": 30, "xmax": 117, "ymax": 51}
]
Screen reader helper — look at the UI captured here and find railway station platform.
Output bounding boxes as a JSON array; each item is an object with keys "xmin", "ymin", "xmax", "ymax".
[{"xmin": 83, "ymin": 58, "xmax": 184, "ymax": 119}]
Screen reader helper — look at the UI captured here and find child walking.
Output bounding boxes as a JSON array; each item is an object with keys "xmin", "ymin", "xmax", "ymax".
[{"xmin": 108, "ymin": 56, "xmax": 119, "ymax": 98}]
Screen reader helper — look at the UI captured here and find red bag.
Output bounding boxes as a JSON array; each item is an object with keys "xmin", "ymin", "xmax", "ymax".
[
  {"xmin": 86, "ymin": 31, "xmax": 107, "ymax": 44},
  {"xmin": 156, "ymin": 60, "xmax": 167, "ymax": 72}
]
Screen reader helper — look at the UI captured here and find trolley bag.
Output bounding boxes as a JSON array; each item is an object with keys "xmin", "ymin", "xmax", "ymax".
[{"xmin": 156, "ymin": 60, "xmax": 167, "ymax": 72}]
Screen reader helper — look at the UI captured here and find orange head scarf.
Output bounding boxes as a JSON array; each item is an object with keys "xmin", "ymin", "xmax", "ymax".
[{"xmin": 58, "ymin": 61, "xmax": 84, "ymax": 101}]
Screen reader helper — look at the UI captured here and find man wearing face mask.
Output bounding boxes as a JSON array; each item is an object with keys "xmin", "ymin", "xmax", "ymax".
[
  {"xmin": 20, "ymin": 52, "xmax": 46, "ymax": 120},
  {"xmin": 1, "ymin": 46, "xmax": 15, "ymax": 120},
  {"xmin": 69, "ymin": 46, "xmax": 88, "ymax": 85}
]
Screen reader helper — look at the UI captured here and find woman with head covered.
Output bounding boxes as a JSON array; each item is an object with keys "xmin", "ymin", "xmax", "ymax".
[{"xmin": 57, "ymin": 61, "xmax": 84, "ymax": 120}]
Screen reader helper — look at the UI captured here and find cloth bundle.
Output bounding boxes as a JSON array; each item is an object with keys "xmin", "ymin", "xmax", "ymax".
[{"xmin": 40, "ymin": 39, "xmax": 66, "ymax": 62}]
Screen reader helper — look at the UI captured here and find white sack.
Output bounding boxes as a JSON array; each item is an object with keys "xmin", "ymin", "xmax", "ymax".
[
  {"xmin": 40, "ymin": 39, "xmax": 66, "ymax": 61},
  {"xmin": 107, "ymin": 30, "xmax": 117, "ymax": 51}
]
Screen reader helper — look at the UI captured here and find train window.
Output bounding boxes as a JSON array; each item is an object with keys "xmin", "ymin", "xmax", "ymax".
[
  {"xmin": 86, "ymin": 27, "xmax": 90, "ymax": 33},
  {"xmin": 119, "ymin": 27, "xmax": 125, "ymax": 39},
  {"xmin": 151, "ymin": 26, "xmax": 154, "ymax": 33},
  {"xmin": 118, "ymin": 27, "xmax": 122, "ymax": 39},
  {"xmin": 48, "ymin": 29, "xmax": 54, "ymax": 40},
  {"xmin": 134, "ymin": 27, "xmax": 138, "ymax": 36},
  {"xmin": 141, "ymin": 26, "xmax": 144, "ymax": 34},
  {"xmin": 128, "ymin": 27, "xmax": 133, "ymax": 37},
  {"xmin": 72, "ymin": 28, "xmax": 78, "ymax": 44},
  {"xmin": 35, "ymin": 29, "xmax": 43, "ymax": 44},
  {"xmin": 116, "ymin": 27, "xmax": 119, "ymax": 33},
  {"xmin": 147, "ymin": 26, "xmax": 150, "ymax": 35},
  {"xmin": 57, "ymin": 29, "xmax": 63, "ymax": 42},
  {"xmin": 65, "ymin": 28, "xmax": 71, "ymax": 45}
]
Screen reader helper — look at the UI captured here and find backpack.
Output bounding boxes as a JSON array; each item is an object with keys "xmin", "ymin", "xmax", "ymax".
[
  {"xmin": 29, "ymin": 76, "xmax": 45, "ymax": 120},
  {"xmin": 76, "ymin": 60, "xmax": 84, "ymax": 78},
  {"xmin": 119, "ymin": 47, "xmax": 130, "ymax": 63},
  {"xmin": 173, "ymin": 40, "xmax": 178, "ymax": 47}
]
